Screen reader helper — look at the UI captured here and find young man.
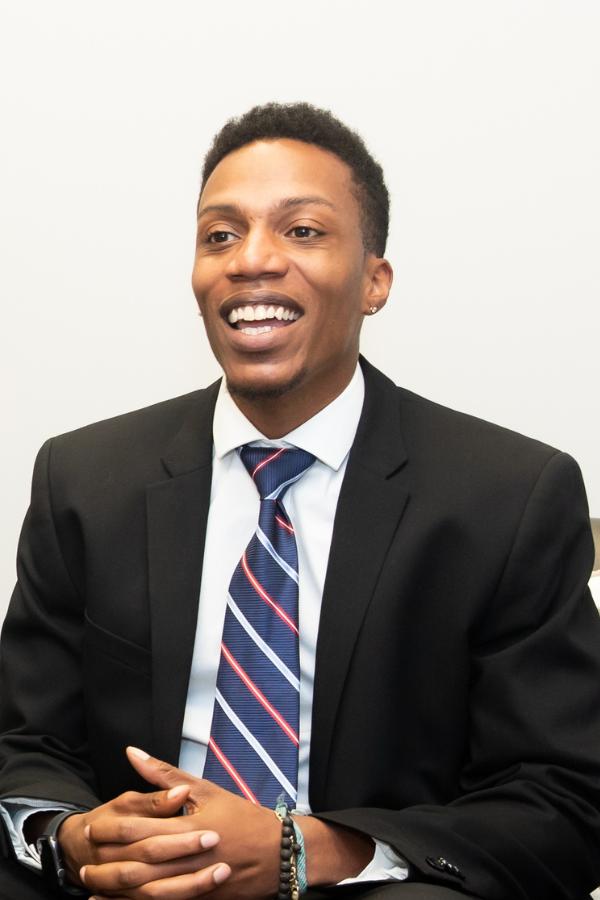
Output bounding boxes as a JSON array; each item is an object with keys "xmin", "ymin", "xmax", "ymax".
[{"xmin": 1, "ymin": 103, "xmax": 599, "ymax": 900}]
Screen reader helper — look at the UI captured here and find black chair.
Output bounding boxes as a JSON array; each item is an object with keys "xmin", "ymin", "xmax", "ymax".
[{"xmin": 592, "ymin": 518, "xmax": 600, "ymax": 573}]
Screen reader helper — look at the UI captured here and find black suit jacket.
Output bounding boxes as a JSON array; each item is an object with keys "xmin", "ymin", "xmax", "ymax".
[{"xmin": 1, "ymin": 358, "xmax": 600, "ymax": 899}]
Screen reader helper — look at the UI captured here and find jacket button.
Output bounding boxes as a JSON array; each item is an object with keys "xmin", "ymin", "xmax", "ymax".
[{"xmin": 425, "ymin": 856, "xmax": 465, "ymax": 880}]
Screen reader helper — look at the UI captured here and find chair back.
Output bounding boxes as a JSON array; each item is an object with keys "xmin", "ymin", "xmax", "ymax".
[{"xmin": 592, "ymin": 518, "xmax": 599, "ymax": 574}]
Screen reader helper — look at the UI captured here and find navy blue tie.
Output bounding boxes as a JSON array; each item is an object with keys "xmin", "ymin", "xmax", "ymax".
[{"xmin": 203, "ymin": 445, "xmax": 316, "ymax": 807}]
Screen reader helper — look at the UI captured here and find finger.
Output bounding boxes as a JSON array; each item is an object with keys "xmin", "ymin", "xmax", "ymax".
[
  {"xmin": 108, "ymin": 784, "xmax": 191, "ymax": 820},
  {"xmin": 126, "ymin": 746, "xmax": 196, "ymax": 794},
  {"xmin": 81, "ymin": 853, "xmax": 212, "ymax": 892},
  {"xmin": 88, "ymin": 814, "xmax": 210, "ymax": 845},
  {"xmin": 93, "ymin": 829, "xmax": 220, "ymax": 865},
  {"xmin": 83, "ymin": 861, "xmax": 230, "ymax": 898},
  {"xmin": 147, "ymin": 862, "xmax": 232, "ymax": 898}
]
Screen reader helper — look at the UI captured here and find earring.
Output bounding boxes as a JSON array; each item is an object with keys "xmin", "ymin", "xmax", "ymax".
[{"xmin": 369, "ymin": 306, "xmax": 378, "ymax": 314}]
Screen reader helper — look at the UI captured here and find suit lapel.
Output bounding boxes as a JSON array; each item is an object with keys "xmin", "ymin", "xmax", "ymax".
[
  {"xmin": 146, "ymin": 382, "xmax": 219, "ymax": 764},
  {"xmin": 310, "ymin": 359, "xmax": 410, "ymax": 806}
]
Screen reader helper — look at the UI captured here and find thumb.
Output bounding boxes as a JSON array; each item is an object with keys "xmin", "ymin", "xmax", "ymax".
[{"xmin": 126, "ymin": 746, "xmax": 192, "ymax": 791}]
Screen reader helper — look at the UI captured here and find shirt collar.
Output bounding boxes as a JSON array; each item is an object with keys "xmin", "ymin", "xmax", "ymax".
[{"xmin": 213, "ymin": 364, "xmax": 365, "ymax": 471}]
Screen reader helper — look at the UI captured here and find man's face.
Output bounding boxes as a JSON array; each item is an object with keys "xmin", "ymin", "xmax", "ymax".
[{"xmin": 192, "ymin": 138, "xmax": 391, "ymax": 414}]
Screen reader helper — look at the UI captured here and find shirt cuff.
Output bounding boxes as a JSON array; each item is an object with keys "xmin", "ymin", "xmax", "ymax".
[
  {"xmin": 0, "ymin": 798, "xmax": 82, "ymax": 872},
  {"xmin": 338, "ymin": 838, "xmax": 410, "ymax": 884}
]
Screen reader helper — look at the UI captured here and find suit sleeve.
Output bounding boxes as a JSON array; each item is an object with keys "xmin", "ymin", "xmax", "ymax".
[
  {"xmin": 315, "ymin": 452, "xmax": 600, "ymax": 900},
  {"xmin": 0, "ymin": 439, "xmax": 100, "ymax": 822}
]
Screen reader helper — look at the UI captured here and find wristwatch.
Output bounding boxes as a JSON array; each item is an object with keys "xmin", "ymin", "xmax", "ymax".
[{"xmin": 36, "ymin": 810, "xmax": 88, "ymax": 896}]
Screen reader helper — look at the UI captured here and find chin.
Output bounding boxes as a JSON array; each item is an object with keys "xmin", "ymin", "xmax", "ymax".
[{"xmin": 226, "ymin": 366, "xmax": 308, "ymax": 402}]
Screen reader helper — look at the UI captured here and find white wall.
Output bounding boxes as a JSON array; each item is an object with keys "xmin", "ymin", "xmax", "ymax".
[{"xmin": 1, "ymin": 0, "xmax": 599, "ymax": 620}]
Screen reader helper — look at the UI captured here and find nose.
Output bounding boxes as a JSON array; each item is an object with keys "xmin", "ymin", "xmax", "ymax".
[{"xmin": 225, "ymin": 226, "xmax": 288, "ymax": 281}]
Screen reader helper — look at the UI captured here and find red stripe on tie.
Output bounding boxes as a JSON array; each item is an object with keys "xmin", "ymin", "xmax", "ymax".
[
  {"xmin": 252, "ymin": 447, "xmax": 286, "ymax": 480},
  {"xmin": 275, "ymin": 514, "xmax": 294, "ymax": 534},
  {"xmin": 221, "ymin": 643, "xmax": 300, "ymax": 746},
  {"xmin": 208, "ymin": 737, "xmax": 258, "ymax": 804},
  {"xmin": 241, "ymin": 552, "xmax": 299, "ymax": 636}
]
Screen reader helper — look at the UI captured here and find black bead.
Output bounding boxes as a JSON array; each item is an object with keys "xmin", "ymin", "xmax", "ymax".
[
  {"xmin": 277, "ymin": 892, "xmax": 288, "ymax": 899},
  {"xmin": 283, "ymin": 816, "xmax": 293, "ymax": 826},
  {"xmin": 282, "ymin": 825, "xmax": 294, "ymax": 837},
  {"xmin": 282, "ymin": 835, "xmax": 292, "ymax": 847},
  {"xmin": 281, "ymin": 860, "xmax": 291, "ymax": 873},
  {"xmin": 293, "ymin": 842, "xmax": 301, "ymax": 854}
]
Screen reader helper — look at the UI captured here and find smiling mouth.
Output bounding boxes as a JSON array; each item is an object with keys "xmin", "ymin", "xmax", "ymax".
[{"xmin": 225, "ymin": 301, "xmax": 302, "ymax": 335}]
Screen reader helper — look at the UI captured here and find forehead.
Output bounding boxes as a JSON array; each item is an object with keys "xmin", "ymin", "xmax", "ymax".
[{"xmin": 200, "ymin": 138, "xmax": 358, "ymax": 214}]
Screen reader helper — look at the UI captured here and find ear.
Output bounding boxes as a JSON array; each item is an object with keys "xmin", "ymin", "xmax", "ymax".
[{"xmin": 362, "ymin": 256, "xmax": 393, "ymax": 316}]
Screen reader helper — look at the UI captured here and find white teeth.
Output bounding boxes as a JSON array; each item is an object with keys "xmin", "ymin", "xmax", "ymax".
[
  {"xmin": 241, "ymin": 325, "xmax": 274, "ymax": 335},
  {"xmin": 228, "ymin": 304, "xmax": 301, "ymax": 325}
]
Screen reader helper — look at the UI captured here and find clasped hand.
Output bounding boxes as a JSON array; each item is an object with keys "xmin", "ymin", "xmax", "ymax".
[{"xmin": 59, "ymin": 746, "xmax": 281, "ymax": 899}]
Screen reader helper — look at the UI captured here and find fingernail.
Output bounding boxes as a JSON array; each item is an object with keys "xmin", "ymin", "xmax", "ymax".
[
  {"xmin": 79, "ymin": 866, "xmax": 87, "ymax": 883},
  {"xmin": 213, "ymin": 863, "xmax": 231, "ymax": 884},
  {"xmin": 200, "ymin": 830, "xmax": 220, "ymax": 849},
  {"xmin": 168, "ymin": 784, "xmax": 190, "ymax": 800},
  {"xmin": 128, "ymin": 745, "xmax": 150, "ymax": 760}
]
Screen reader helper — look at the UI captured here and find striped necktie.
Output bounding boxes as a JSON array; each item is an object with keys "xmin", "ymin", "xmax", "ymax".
[{"xmin": 203, "ymin": 445, "xmax": 316, "ymax": 807}]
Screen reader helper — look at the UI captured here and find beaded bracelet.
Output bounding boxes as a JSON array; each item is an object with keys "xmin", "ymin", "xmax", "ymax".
[{"xmin": 274, "ymin": 799, "xmax": 302, "ymax": 899}]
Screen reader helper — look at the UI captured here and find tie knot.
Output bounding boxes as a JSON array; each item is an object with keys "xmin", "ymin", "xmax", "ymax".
[{"xmin": 240, "ymin": 445, "xmax": 316, "ymax": 501}]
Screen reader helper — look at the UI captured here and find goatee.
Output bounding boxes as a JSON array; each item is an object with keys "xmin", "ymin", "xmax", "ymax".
[{"xmin": 226, "ymin": 368, "xmax": 307, "ymax": 402}]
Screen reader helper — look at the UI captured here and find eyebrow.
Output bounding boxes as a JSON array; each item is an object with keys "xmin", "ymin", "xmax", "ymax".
[{"xmin": 197, "ymin": 195, "xmax": 337, "ymax": 220}]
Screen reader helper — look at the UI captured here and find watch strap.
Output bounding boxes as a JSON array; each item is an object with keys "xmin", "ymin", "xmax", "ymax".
[
  {"xmin": 41, "ymin": 809, "xmax": 79, "ymax": 839},
  {"xmin": 36, "ymin": 810, "xmax": 88, "ymax": 896}
]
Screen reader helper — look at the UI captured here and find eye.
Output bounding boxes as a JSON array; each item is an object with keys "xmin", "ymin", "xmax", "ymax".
[
  {"xmin": 206, "ymin": 230, "xmax": 237, "ymax": 244},
  {"xmin": 287, "ymin": 225, "xmax": 322, "ymax": 239}
]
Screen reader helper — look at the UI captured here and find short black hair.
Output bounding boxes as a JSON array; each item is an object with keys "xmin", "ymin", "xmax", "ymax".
[{"xmin": 200, "ymin": 102, "xmax": 389, "ymax": 257}]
